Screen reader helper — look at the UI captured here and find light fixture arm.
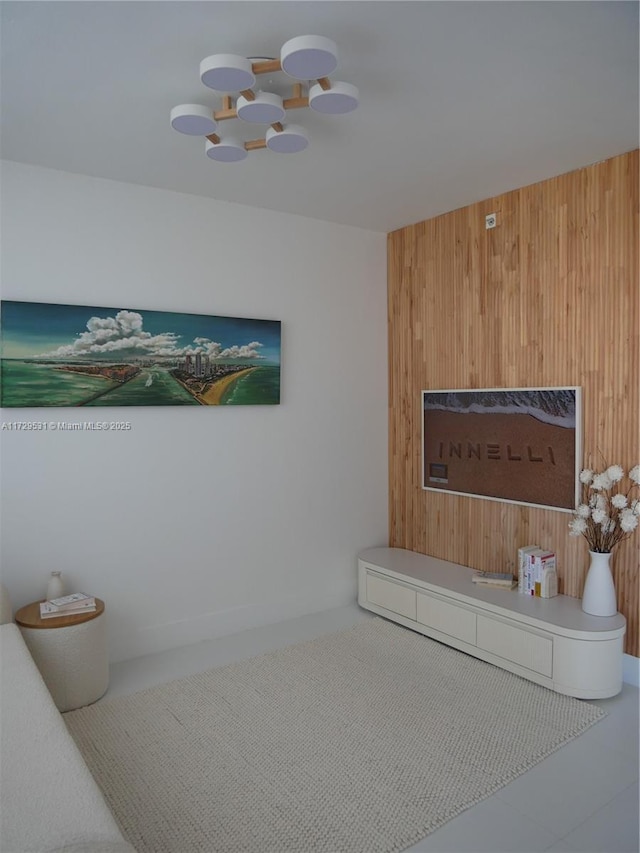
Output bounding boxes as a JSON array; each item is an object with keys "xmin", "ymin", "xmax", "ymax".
[
  {"xmin": 215, "ymin": 100, "xmax": 237, "ymax": 121},
  {"xmin": 244, "ymin": 138, "xmax": 268, "ymax": 151},
  {"xmin": 283, "ymin": 84, "xmax": 310, "ymax": 111},
  {"xmin": 251, "ymin": 58, "xmax": 282, "ymax": 76}
]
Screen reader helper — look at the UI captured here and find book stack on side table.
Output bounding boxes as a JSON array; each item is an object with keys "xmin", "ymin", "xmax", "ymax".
[
  {"xmin": 39, "ymin": 593, "xmax": 96, "ymax": 619},
  {"xmin": 471, "ymin": 571, "xmax": 517, "ymax": 590}
]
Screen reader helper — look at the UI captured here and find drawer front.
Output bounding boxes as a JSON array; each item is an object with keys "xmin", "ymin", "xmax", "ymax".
[
  {"xmin": 366, "ymin": 572, "xmax": 417, "ymax": 621},
  {"xmin": 477, "ymin": 615, "xmax": 553, "ymax": 677},
  {"xmin": 417, "ymin": 592, "xmax": 477, "ymax": 645}
]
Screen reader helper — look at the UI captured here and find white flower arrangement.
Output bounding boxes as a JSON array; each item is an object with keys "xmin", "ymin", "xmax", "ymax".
[{"xmin": 569, "ymin": 463, "xmax": 640, "ymax": 552}]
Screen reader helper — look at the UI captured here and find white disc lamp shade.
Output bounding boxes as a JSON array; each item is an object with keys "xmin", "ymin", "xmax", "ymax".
[
  {"xmin": 266, "ymin": 124, "xmax": 309, "ymax": 153},
  {"xmin": 280, "ymin": 35, "xmax": 337, "ymax": 80},
  {"xmin": 170, "ymin": 104, "xmax": 217, "ymax": 135},
  {"xmin": 309, "ymin": 81, "xmax": 359, "ymax": 114},
  {"xmin": 200, "ymin": 54, "xmax": 256, "ymax": 92},
  {"xmin": 237, "ymin": 92, "xmax": 286, "ymax": 124},
  {"xmin": 205, "ymin": 137, "xmax": 248, "ymax": 162}
]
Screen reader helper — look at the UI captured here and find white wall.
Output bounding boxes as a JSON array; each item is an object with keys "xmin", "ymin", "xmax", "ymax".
[{"xmin": 0, "ymin": 161, "xmax": 388, "ymax": 662}]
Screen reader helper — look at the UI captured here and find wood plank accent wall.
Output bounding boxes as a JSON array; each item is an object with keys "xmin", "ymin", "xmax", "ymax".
[{"xmin": 388, "ymin": 150, "xmax": 639, "ymax": 657}]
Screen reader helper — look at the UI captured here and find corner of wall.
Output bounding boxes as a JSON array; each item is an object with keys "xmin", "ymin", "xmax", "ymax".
[{"xmin": 622, "ymin": 653, "xmax": 640, "ymax": 688}]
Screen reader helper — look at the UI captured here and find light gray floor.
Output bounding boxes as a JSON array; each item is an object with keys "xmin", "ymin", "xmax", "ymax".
[{"xmin": 106, "ymin": 604, "xmax": 640, "ymax": 853}]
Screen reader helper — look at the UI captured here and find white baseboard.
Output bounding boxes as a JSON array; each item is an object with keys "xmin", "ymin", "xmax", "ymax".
[
  {"xmin": 623, "ymin": 653, "xmax": 640, "ymax": 687},
  {"xmin": 110, "ymin": 596, "xmax": 640, "ymax": 690},
  {"xmin": 109, "ymin": 587, "xmax": 354, "ymax": 663}
]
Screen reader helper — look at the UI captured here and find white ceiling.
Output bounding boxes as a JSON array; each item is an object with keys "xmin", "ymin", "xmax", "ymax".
[{"xmin": 1, "ymin": 1, "xmax": 638, "ymax": 233}]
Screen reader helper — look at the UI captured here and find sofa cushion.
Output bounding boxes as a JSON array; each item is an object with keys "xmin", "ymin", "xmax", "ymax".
[{"xmin": 0, "ymin": 624, "xmax": 135, "ymax": 853}]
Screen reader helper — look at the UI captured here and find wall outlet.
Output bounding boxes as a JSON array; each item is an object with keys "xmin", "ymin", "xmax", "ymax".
[{"xmin": 485, "ymin": 213, "xmax": 497, "ymax": 229}]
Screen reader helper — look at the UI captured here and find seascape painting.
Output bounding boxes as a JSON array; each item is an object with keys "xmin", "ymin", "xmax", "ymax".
[
  {"xmin": 422, "ymin": 387, "xmax": 581, "ymax": 511},
  {"xmin": 0, "ymin": 301, "xmax": 281, "ymax": 407}
]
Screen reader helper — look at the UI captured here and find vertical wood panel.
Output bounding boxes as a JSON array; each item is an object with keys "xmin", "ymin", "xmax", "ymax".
[{"xmin": 388, "ymin": 151, "xmax": 639, "ymax": 656}]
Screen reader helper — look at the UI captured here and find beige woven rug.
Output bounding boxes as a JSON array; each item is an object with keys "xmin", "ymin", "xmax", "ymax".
[{"xmin": 65, "ymin": 617, "xmax": 605, "ymax": 853}]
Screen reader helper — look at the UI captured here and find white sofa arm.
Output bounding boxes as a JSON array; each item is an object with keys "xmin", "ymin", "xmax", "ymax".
[{"xmin": 0, "ymin": 624, "xmax": 135, "ymax": 853}]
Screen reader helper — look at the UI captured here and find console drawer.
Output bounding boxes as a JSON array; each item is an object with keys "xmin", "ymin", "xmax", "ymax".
[
  {"xmin": 477, "ymin": 615, "xmax": 553, "ymax": 677},
  {"xmin": 366, "ymin": 572, "xmax": 417, "ymax": 620},
  {"xmin": 417, "ymin": 592, "xmax": 477, "ymax": 645}
]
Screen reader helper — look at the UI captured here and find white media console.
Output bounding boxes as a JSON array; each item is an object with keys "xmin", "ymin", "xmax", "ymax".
[{"xmin": 358, "ymin": 547, "xmax": 626, "ymax": 699}]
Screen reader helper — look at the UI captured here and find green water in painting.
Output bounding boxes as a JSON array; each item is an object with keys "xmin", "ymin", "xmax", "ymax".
[
  {"xmin": 1, "ymin": 361, "xmax": 119, "ymax": 407},
  {"xmin": 1, "ymin": 361, "xmax": 280, "ymax": 407},
  {"xmin": 220, "ymin": 366, "xmax": 280, "ymax": 405},
  {"xmin": 85, "ymin": 369, "xmax": 198, "ymax": 406}
]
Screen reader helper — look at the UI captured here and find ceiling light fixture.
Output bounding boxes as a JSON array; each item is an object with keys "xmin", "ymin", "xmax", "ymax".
[
  {"xmin": 280, "ymin": 35, "xmax": 338, "ymax": 80},
  {"xmin": 236, "ymin": 91, "xmax": 285, "ymax": 124},
  {"xmin": 200, "ymin": 54, "xmax": 256, "ymax": 92},
  {"xmin": 170, "ymin": 104, "xmax": 217, "ymax": 136},
  {"xmin": 171, "ymin": 35, "xmax": 358, "ymax": 162},
  {"xmin": 309, "ymin": 81, "xmax": 359, "ymax": 115},
  {"xmin": 265, "ymin": 123, "xmax": 309, "ymax": 153},
  {"xmin": 205, "ymin": 136, "xmax": 248, "ymax": 162}
]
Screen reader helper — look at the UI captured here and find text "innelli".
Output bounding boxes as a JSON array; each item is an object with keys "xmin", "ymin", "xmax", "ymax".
[{"xmin": 438, "ymin": 442, "xmax": 556, "ymax": 464}]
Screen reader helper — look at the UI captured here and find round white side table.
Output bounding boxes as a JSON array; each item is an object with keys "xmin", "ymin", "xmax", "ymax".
[{"xmin": 15, "ymin": 599, "xmax": 109, "ymax": 712}]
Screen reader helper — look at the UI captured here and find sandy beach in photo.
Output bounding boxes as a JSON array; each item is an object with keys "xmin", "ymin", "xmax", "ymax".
[
  {"xmin": 423, "ymin": 410, "xmax": 576, "ymax": 509},
  {"xmin": 199, "ymin": 368, "xmax": 257, "ymax": 405}
]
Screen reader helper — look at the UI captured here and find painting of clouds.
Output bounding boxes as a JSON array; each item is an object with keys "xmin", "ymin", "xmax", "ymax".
[{"xmin": 0, "ymin": 301, "xmax": 281, "ymax": 407}]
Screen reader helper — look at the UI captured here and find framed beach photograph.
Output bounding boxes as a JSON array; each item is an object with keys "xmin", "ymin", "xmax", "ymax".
[
  {"xmin": 422, "ymin": 387, "xmax": 582, "ymax": 512},
  {"xmin": 0, "ymin": 300, "xmax": 281, "ymax": 407}
]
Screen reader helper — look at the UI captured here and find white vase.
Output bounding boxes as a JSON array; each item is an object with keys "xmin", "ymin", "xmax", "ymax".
[
  {"xmin": 581, "ymin": 551, "xmax": 617, "ymax": 617},
  {"xmin": 46, "ymin": 571, "xmax": 64, "ymax": 601}
]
